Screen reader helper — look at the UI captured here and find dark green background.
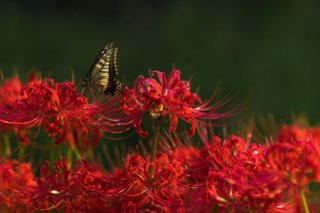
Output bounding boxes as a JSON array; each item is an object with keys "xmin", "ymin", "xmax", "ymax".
[{"xmin": 1, "ymin": 0, "xmax": 320, "ymax": 123}]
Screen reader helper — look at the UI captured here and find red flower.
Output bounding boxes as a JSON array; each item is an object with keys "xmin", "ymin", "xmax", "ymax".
[
  {"xmin": 0, "ymin": 160, "xmax": 36, "ymax": 212},
  {"xmin": 0, "ymin": 71, "xmax": 40, "ymax": 107},
  {"xmin": 0, "ymin": 76, "xmax": 22, "ymax": 106},
  {"xmin": 22, "ymin": 159, "xmax": 111, "ymax": 212},
  {"xmin": 165, "ymin": 132, "xmax": 290, "ymax": 212},
  {"xmin": 278, "ymin": 124, "xmax": 320, "ymax": 142},
  {"xmin": 0, "ymin": 77, "xmax": 127, "ymax": 145},
  {"xmin": 121, "ymin": 70, "xmax": 237, "ymax": 138},
  {"xmin": 264, "ymin": 127, "xmax": 320, "ymax": 211},
  {"xmin": 0, "ymin": 72, "xmax": 40, "ymax": 133},
  {"xmin": 106, "ymin": 153, "xmax": 187, "ymax": 212},
  {"xmin": 275, "ymin": 125, "xmax": 320, "ymax": 184}
]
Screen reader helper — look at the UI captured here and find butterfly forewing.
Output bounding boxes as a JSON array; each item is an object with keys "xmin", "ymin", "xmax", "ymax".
[{"xmin": 83, "ymin": 43, "xmax": 121, "ymax": 95}]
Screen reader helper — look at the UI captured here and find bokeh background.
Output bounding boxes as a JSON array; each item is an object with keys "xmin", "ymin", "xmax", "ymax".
[{"xmin": 1, "ymin": 0, "xmax": 320, "ymax": 123}]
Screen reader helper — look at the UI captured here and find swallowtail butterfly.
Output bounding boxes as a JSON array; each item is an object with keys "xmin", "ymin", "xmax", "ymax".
[{"xmin": 83, "ymin": 43, "xmax": 120, "ymax": 95}]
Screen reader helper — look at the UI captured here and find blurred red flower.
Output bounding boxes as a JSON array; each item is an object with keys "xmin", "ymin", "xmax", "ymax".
[
  {"xmin": 0, "ymin": 76, "xmax": 22, "ymax": 106},
  {"xmin": 262, "ymin": 125, "xmax": 320, "ymax": 211},
  {"xmin": 0, "ymin": 159, "xmax": 36, "ymax": 212}
]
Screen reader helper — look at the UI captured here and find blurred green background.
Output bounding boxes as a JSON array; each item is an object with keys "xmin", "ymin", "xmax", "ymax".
[{"xmin": 1, "ymin": 0, "xmax": 320, "ymax": 123}]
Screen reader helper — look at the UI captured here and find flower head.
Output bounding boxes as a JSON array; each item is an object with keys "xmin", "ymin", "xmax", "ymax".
[
  {"xmin": 21, "ymin": 159, "xmax": 111, "ymax": 212},
  {"xmin": 0, "ymin": 76, "xmax": 22, "ymax": 106},
  {"xmin": 106, "ymin": 153, "xmax": 186, "ymax": 212},
  {"xmin": 0, "ymin": 71, "xmax": 40, "ymax": 107},
  {"xmin": 264, "ymin": 125, "xmax": 320, "ymax": 209},
  {"xmin": 0, "ymin": 160, "xmax": 36, "ymax": 212},
  {"xmin": 121, "ymin": 70, "xmax": 236, "ymax": 138}
]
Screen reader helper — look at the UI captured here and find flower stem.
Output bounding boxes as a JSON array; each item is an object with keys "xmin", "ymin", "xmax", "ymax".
[
  {"xmin": 49, "ymin": 141, "xmax": 56, "ymax": 172},
  {"xmin": 0, "ymin": 134, "xmax": 3, "ymax": 156},
  {"xmin": 0, "ymin": 134, "xmax": 11, "ymax": 157},
  {"xmin": 67, "ymin": 147, "xmax": 73, "ymax": 169},
  {"xmin": 3, "ymin": 134, "xmax": 11, "ymax": 157},
  {"xmin": 300, "ymin": 188, "xmax": 310, "ymax": 213},
  {"xmin": 149, "ymin": 117, "xmax": 160, "ymax": 180},
  {"xmin": 18, "ymin": 142, "xmax": 25, "ymax": 161}
]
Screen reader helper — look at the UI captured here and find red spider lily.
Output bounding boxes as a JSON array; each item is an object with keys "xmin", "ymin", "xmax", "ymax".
[
  {"xmin": 0, "ymin": 73, "xmax": 39, "ymax": 133},
  {"xmin": 0, "ymin": 159, "xmax": 36, "ymax": 212},
  {"xmin": 1, "ymin": 130, "xmax": 317, "ymax": 212},
  {"xmin": 17, "ymin": 157, "xmax": 187, "ymax": 212},
  {"xmin": 276, "ymin": 125, "xmax": 320, "ymax": 183},
  {"xmin": 161, "ymin": 132, "xmax": 292, "ymax": 212},
  {"xmin": 278, "ymin": 124, "xmax": 320, "ymax": 142},
  {"xmin": 20, "ymin": 159, "xmax": 112, "ymax": 212},
  {"xmin": 121, "ymin": 69, "xmax": 237, "ymax": 138},
  {"xmin": 0, "ymin": 71, "xmax": 40, "ymax": 107},
  {"xmin": 265, "ymin": 140, "xmax": 320, "ymax": 188},
  {"xmin": 263, "ymin": 126, "xmax": 320, "ymax": 211},
  {"xmin": 0, "ymin": 77, "xmax": 128, "ymax": 145},
  {"xmin": 106, "ymin": 153, "xmax": 187, "ymax": 212},
  {"xmin": 0, "ymin": 76, "xmax": 22, "ymax": 106}
]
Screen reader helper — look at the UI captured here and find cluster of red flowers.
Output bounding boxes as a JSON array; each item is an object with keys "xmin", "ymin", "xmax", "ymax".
[
  {"xmin": 0, "ymin": 70, "xmax": 319, "ymax": 212},
  {"xmin": 1, "ymin": 125, "xmax": 319, "ymax": 212},
  {"xmin": 0, "ymin": 73, "xmax": 127, "ymax": 146}
]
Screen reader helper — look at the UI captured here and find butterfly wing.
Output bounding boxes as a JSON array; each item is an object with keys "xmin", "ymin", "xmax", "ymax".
[{"xmin": 83, "ymin": 43, "xmax": 120, "ymax": 95}]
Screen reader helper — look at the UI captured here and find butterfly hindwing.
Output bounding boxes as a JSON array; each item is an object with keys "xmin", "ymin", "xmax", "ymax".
[{"xmin": 83, "ymin": 43, "xmax": 120, "ymax": 95}]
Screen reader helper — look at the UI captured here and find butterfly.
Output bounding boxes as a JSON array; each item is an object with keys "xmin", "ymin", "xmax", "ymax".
[{"xmin": 82, "ymin": 43, "xmax": 121, "ymax": 95}]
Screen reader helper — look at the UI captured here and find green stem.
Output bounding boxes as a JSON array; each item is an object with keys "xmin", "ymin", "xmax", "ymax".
[
  {"xmin": 149, "ymin": 118, "xmax": 160, "ymax": 180},
  {"xmin": 71, "ymin": 142, "xmax": 81, "ymax": 160},
  {"xmin": 18, "ymin": 143, "xmax": 25, "ymax": 161},
  {"xmin": 49, "ymin": 141, "xmax": 56, "ymax": 172},
  {"xmin": 66, "ymin": 141, "xmax": 82, "ymax": 169},
  {"xmin": 3, "ymin": 134, "xmax": 11, "ymax": 157},
  {"xmin": 0, "ymin": 133, "xmax": 3, "ymax": 156},
  {"xmin": 300, "ymin": 188, "xmax": 310, "ymax": 213},
  {"xmin": 67, "ymin": 146, "xmax": 73, "ymax": 169}
]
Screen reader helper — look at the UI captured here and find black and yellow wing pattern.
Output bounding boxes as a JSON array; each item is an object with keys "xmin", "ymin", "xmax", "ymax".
[{"xmin": 83, "ymin": 43, "xmax": 121, "ymax": 95}]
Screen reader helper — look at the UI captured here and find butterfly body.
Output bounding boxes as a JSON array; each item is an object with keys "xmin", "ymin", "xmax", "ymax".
[{"xmin": 83, "ymin": 43, "xmax": 121, "ymax": 95}]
